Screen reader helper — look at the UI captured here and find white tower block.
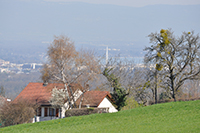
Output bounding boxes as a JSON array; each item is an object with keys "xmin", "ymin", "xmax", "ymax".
[
  {"xmin": 106, "ymin": 46, "xmax": 108, "ymax": 65},
  {"xmin": 33, "ymin": 63, "xmax": 36, "ymax": 69}
]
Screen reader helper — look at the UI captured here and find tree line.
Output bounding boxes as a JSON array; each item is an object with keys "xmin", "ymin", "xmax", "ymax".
[{"xmin": 42, "ymin": 29, "xmax": 200, "ymax": 111}]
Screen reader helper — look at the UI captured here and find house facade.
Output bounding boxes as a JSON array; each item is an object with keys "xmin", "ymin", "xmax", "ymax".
[
  {"xmin": 76, "ymin": 91, "xmax": 118, "ymax": 113},
  {"xmin": 13, "ymin": 82, "xmax": 118, "ymax": 123}
]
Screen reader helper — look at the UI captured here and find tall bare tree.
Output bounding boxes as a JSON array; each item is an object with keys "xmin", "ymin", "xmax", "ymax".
[
  {"xmin": 144, "ymin": 29, "xmax": 200, "ymax": 101},
  {"xmin": 99, "ymin": 57, "xmax": 151, "ymax": 106},
  {"xmin": 41, "ymin": 35, "xmax": 101, "ymax": 109}
]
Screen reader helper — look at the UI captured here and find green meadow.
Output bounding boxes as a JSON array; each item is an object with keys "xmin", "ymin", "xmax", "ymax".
[{"xmin": 1, "ymin": 100, "xmax": 200, "ymax": 133}]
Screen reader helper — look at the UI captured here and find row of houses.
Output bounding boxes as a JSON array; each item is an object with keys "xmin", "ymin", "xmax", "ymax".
[{"xmin": 10, "ymin": 82, "xmax": 118, "ymax": 122}]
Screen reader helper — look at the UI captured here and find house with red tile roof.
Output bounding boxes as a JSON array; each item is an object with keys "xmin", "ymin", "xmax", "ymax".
[
  {"xmin": 76, "ymin": 91, "xmax": 118, "ymax": 113},
  {"xmin": 13, "ymin": 82, "xmax": 117, "ymax": 122}
]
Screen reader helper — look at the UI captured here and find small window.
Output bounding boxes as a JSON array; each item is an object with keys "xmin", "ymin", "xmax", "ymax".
[{"xmin": 49, "ymin": 108, "xmax": 55, "ymax": 116}]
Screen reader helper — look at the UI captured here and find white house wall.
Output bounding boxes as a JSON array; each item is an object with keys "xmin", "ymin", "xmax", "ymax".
[
  {"xmin": 41, "ymin": 107, "xmax": 44, "ymax": 117},
  {"xmin": 98, "ymin": 97, "xmax": 118, "ymax": 113},
  {"xmin": 33, "ymin": 107, "xmax": 62, "ymax": 123}
]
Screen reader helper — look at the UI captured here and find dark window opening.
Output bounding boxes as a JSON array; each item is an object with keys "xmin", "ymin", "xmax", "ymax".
[
  {"xmin": 45, "ymin": 108, "xmax": 48, "ymax": 117},
  {"xmin": 49, "ymin": 108, "xmax": 55, "ymax": 116},
  {"xmin": 56, "ymin": 109, "xmax": 59, "ymax": 117}
]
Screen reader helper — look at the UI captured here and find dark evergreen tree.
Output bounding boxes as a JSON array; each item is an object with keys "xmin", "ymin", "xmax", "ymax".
[{"xmin": 103, "ymin": 68, "xmax": 128, "ymax": 111}]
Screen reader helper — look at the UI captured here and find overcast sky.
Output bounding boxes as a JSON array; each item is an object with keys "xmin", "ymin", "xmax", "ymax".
[{"xmin": 43, "ymin": 0, "xmax": 200, "ymax": 7}]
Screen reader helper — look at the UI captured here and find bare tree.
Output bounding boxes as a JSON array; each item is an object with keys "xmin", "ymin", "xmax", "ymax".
[
  {"xmin": 0, "ymin": 99, "xmax": 38, "ymax": 127},
  {"xmin": 98, "ymin": 57, "xmax": 152, "ymax": 106},
  {"xmin": 144, "ymin": 29, "xmax": 200, "ymax": 101},
  {"xmin": 127, "ymin": 67, "xmax": 153, "ymax": 105},
  {"xmin": 41, "ymin": 35, "xmax": 101, "ymax": 109}
]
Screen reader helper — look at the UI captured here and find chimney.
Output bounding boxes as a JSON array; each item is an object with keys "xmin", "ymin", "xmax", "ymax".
[{"xmin": 43, "ymin": 81, "xmax": 48, "ymax": 86}]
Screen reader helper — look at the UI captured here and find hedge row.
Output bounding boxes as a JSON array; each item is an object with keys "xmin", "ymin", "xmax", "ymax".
[{"xmin": 65, "ymin": 108, "xmax": 109, "ymax": 117}]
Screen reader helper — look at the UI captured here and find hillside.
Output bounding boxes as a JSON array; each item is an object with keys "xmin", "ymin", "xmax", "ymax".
[{"xmin": 1, "ymin": 100, "xmax": 200, "ymax": 133}]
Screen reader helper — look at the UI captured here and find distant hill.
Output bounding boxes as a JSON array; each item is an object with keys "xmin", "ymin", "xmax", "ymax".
[
  {"xmin": 1, "ymin": 100, "xmax": 200, "ymax": 132},
  {"xmin": 0, "ymin": 0, "xmax": 200, "ymax": 62}
]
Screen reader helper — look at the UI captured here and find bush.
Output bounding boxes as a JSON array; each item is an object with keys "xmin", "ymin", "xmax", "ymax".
[
  {"xmin": 0, "ymin": 99, "xmax": 38, "ymax": 127},
  {"xmin": 121, "ymin": 97, "xmax": 139, "ymax": 110},
  {"xmin": 65, "ymin": 108, "xmax": 108, "ymax": 117}
]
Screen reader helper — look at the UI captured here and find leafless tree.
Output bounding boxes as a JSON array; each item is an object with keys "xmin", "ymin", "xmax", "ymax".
[
  {"xmin": 41, "ymin": 35, "xmax": 101, "ymax": 109},
  {"xmin": 144, "ymin": 29, "xmax": 200, "ymax": 101},
  {"xmin": 0, "ymin": 99, "xmax": 38, "ymax": 127},
  {"xmin": 97, "ymin": 57, "xmax": 152, "ymax": 106}
]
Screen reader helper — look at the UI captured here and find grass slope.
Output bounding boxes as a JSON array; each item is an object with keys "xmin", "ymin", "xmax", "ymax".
[{"xmin": 1, "ymin": 100, "xmax": 200, "ymax": 133}]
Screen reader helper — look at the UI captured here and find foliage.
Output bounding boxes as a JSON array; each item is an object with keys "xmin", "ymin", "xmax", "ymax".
[
  {"xmin": 1, "ymin": 100, "xmax": 200, "ymax": 132},
  {"xmin": 50, "ymin": 87, "xmax": 67, "ymax": 109},
  {"xmin": 121, "ymin": 96, "xmax": 139, "ymax": 110},
  {"xmin": 159, "ymin": 92, "xmax": 170, "ymax": 101},
  {"xmin": 144, "ymin": 29, "xmax": 200, "ymax": 101},
  {"xmin": 103, "ymin": 68, "xmax": 128, "ymax": 111}
]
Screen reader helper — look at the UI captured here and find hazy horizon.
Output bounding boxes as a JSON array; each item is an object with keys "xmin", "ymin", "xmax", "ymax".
[{"xmin": 0, "ymin": 0, "xmax": 200, "ymax": 63}]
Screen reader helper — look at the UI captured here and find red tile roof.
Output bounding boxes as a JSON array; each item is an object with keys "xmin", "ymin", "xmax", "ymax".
[
  {"xmin": 76, "ymin": 91, "xmax": 113, "ymax": 107},
  {"xmin": 13, "ymin": 82, "xmax": 83, "ymax": 105}
]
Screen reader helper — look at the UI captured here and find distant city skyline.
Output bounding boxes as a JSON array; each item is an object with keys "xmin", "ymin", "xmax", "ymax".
[{"xmin": 43, "ymin": 0, "xmax": 200, "ymax": 7}]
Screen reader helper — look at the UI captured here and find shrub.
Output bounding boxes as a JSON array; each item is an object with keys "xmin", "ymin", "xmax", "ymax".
[
  {"xmin": 121, "ymin": 97, "xmax": 139, "ymax": 110},
  {"xmin": 0, "ymin": 99, "xmax": 38, "ymax": 127},
  {"xmin": 65, "ymin": 108, "xmax": 108, "ymax": 117}
]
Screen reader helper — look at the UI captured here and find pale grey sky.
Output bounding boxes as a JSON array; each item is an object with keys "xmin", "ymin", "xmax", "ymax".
[{"xmin": 43, "ymin": 0, "xmax": 200, "ymax": 7}]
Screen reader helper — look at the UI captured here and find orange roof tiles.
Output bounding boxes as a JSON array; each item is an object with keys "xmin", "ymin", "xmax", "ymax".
[
  {"xmin": 13, "ymin": 82, "xmax": 82, "ymax": 105},
  {"xmin": 76, "ymin": 91, "xmax": 113, "ymax": 107}
]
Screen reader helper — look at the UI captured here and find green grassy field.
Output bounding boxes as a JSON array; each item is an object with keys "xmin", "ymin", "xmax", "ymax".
[{"xmin": 1, "ymin": 100, "xmax": 200, "ymax": 133}]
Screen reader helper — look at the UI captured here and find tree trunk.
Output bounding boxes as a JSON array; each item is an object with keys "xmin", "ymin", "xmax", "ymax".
[
  {"xmin": 79, "ymin": 93, "xmax": 84, "ymax": 108},
  {"xmin": 172, "ymin": 89, "xmax": 176, "ymax": 102},
  {"xmin": 69, "ymin": 86, "xmax": 77, "ymax": 108},
  {"xmin": 155, "ymin": 71, "xmax": 158, "ymax": 104},
  {"xmin": 64, "ymin": 84, "xmax": 72, "ymax": 108}
]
